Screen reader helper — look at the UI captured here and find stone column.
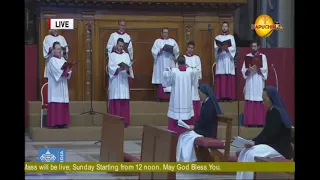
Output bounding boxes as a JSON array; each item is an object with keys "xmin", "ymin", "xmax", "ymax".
[
  {"xmin": 247, "ymin": 0, "xmax": 254, "ymax": 40},
  {"xmin": 260, "ymin": 0, "xmax": 268, "ymax": 48},
  {"xmin": 278, "ymin": 0, "xmax": 294, "ymax": 47}
]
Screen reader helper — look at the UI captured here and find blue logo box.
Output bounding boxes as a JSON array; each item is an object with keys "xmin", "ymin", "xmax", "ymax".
[{"xmin": 38, "ymin": 148, "xmax": 66, "ymax": 162}]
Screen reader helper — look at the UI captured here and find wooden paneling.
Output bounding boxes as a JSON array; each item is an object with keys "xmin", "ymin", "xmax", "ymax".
[
  {"xmin": 39, "ymin": 18, "xmax": 85, "ymax": 101},
  {"xmin": 93, "ymin": 16, "xmax": 183, "ymax": 101}
]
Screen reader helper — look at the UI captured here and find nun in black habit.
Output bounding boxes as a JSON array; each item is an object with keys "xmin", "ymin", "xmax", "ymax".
[{"xmin": 236, "ymin": 86, "xmax": 293, "ymax": 180}]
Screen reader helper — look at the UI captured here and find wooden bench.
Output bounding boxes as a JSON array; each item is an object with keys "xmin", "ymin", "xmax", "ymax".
[
  {"xmin": 99, "ymin": 113, "xmax": 125, "ymax": 162},
  {"xmin": 194, "ymin": 115, "xmax": 233, "ymax": 162},
  {"xmin": 124, "ymin": 125, "xmax": 179, "ymax": 180},
  {"xmin": 254, "ymin": 157, "xmax": 294, "ymax": 180}
]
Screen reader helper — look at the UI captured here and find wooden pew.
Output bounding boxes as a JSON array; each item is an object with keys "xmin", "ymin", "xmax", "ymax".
[
  {"xmin": 124, "ymin": 125, "xmax": 179, "ymax": 180},
  {"xmin": 194, "ymin": 115, "xmax": 233, "ymax": 162},
  {"xmin": 99, "ymin": 113, "xmax": 125, "ymax": 162},
  {"xmin": 254, "ymin": 157, "xmax": 294, "ymax": 180}
]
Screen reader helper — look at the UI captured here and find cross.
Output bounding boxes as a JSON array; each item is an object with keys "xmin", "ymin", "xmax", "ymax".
[{"xmin": 262, "ymin": 17, "xmax": 268, "ymax": 24}]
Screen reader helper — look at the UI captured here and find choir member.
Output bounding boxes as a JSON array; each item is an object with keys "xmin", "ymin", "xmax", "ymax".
[
  {"xmin": 176, "ymin": 84, "xmax": 222, "ymax": 162},
  {"xmin": 242, "ymin": 41, "xmax": 268, "ymax": 126},
  {"xmin": 43, "ymin": 30, "xmax": 68, "ymax": 82},
  {"xmin": 151, "ymin": 27, "xmax": 180, "ymax": 101},
  {"xmin": 106, "ymin": 20, "xmax": 133, "ymax": 60},
  {"xmin": 236, "ymin": 86, "xmax": 293, "ymax": 179},
  {"xmin": 183, "ymin": 41, "xmax": 202, "ymax": 124},
  {"xmin": 47, "ymin": 42, "xmax": 72, "ymax": 128},
  {"xmin": 214, "ymin": 22, "xmax": 236, "ymax": 102},
  {"xmin": 107, "ymin": 38, "xmax": 134, "ymax": 127},
  {"xmin": 163, "ymin": 55, "xmax": 197, "ymax": 134}
]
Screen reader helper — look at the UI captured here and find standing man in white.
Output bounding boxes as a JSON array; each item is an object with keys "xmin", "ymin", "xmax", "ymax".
[
  {"xmin": 43, "ymin": 29, "xmax": 68, "ymax": 82},
  {"xmin": 183, "ymin": 41, "xmax": 202, "ymax": 124},
  {"xmin": 242, "ymin": 40, "xmax": 268, "ymax": 126},
  {"xmin": 214, "ymin": 22, "xmax": 236, "ymax": 102},
  {"xmin": 108, "ymin": 38, "xmax": 134, "ymax": 127},
  {"xmin": 151, "ymin": 27, "xmax": 180, "ymax": 101},
  {"xmin": 106, "ymin": 20, "xmax": 133, "ymax": 60},
  {"xmin": 47, "ymin": 42, "xmax": 72, "ymax": 128}
]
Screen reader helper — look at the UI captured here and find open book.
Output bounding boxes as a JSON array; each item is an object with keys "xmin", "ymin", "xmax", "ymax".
[
  {"xmin": 178, "ymin": 120, "xmax": 191, "ymax": 130},
  {"xmin": 231, "ymin": 136, "xmax": 254, "ymax": 148}
]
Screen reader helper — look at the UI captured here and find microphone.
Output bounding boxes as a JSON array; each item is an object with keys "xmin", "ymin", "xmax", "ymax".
[
  {"xmin": 271, "ymin": 64, "xmax": 279, "ymax": 91},
  {"xmin": 208, "ymin": 24, "xmax": 212, "ymax": 33}
]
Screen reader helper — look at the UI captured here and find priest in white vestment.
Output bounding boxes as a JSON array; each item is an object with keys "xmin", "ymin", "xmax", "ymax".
[
  {"xmin": 214, "ymin": 22, "xmax": 236, "ymax": 102},
  {"xmin": 47, "ymin": 42, "xmax": 72, "ymax": 128},
  {"xmin": 242, "ymin": 41, "xmax": 268, "ymax": 126},
  {"xmin": 163, "ymin": 55, "xmax": 197, "ymax": 134},
  {"xmin": 108, "ymin": 38, "xmax": 134, "ymax": 127},
  {"xmin": 152, "ymin": 27, "xmax": 180, "ymax": 101},
  {"xmin": 183, "ymin": 40, "xmax": 202, "ymax": 124},
  {"xmin": 176, "ymin": 84, "xmax": 222, "ymax": 162},
  {"xmin": 43, "ymin": 29, "xmax": 69, "ymax": 82},
  {"xmin": 236, "ymin": 86, "xmax": 293, "ymax": 179},
  {"xmin": 106, "ymin": 20, "xmax": 133, "ymax": 60}
]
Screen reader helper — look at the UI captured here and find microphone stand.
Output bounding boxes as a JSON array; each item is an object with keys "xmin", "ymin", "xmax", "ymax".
[
  {"xmin": 271, "ymin": 64, "xmax": 279, "ymax": 91},
  {"xmin": 80, "ymin": 24, "xmax": 104, "ymax": 145},
  {"xmin": 234, "ymin": 48, "xmax": 240, "ymax": 136}
]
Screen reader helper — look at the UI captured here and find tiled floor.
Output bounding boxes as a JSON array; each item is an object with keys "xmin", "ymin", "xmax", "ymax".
[{"xmin": 25, "ymin": 136, "xmax": 239, "ymax": 179}]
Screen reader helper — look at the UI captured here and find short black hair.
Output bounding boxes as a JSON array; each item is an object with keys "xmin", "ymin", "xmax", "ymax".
[
  {"xmin": 52, "ymin": 41, "xmax": 61, "ymax": 49},
  {"xmin": 250, "ymin": 40, "xmax": 260, "ymax": 46},
  {"xmin": 222, "ymin": 21, "xmax": 229, "ymax": 26},
  {"xmin": 177, "ymin": 55, "xmax": 186, "ymax": 65},
  {"xmin": 117, "ymin": 38, "xmax": 124, "ymax": 44},
  {"xmin": 187, "ymin": 40, "xmax": 195, "ymax": 47},
  {"xmin": 162, "ymin": 27, "xmax": 169, "ymax": 32}
]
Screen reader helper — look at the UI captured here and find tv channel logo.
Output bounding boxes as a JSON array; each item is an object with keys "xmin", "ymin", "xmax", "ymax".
[
  {"xmin": 251, "ymin": 14, "xmax": 284, "ymax": 37},
  {"xmin": 38, "ymin": 148, "xmax": 66, "ymax": 162}
]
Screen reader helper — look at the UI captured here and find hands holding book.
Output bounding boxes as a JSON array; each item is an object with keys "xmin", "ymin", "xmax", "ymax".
[{"xmin": 248, "ymin": 65, "xmax": 258, "ymax": 72}]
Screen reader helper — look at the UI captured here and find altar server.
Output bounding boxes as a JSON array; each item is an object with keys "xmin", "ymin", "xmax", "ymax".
[
  {"xmin": 236, "ymin": 86, "xmax": 293, "ymax": 180},
  {"xmin": 176, "ymin": 84, "xmax": 222, "ymax": 162},
  {"xmin": 214, "ymin": 22, "xmax": 236, "ymax": 102},
  {"xmin": 163, "ymin": 55, "xmax": 197, "ymax": 134},
  {"xmin": 106, "ymin": 20, "xmax": 133, "ymax": 60},
  {"xmin": 108, "ymin": 38, "xmax": 134, "ymax": 127},
  {"xmin": 184, "ymin": 41, "xmax": 202, "ymax": 124},
  {"xmin": 43, "ymin": 30, "xmax": 69, "ymax": 82},
  {"xmin": 242, "ymin": 41, "xmax": 268, "ymax": 126},
  {"xmin": 152, "ymin": 27, "xmax": 180, "ymax": 101},
  {"xmin": 47, "ymin": 42, "xmax": 72, "ymax": 128}
]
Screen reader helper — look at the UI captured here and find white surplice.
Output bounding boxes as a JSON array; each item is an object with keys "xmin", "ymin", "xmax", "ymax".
[
  {"xmin": 43, "ymin": 35, "xmax": 68, "ymax": 78},
  {"xmin": 214, "ymin": 34, "xmax": 236, "ymax": 75},
  {"xmin": 236, "ymin": 144, "xmax": 283, "ymax": 180},
  {"xmin": 106, "ymin": 32, "xmax": 133, "ymax": 60},
  {"xmin": 163, "ymin": 67, "xmax": 197, "ymax": 121},
  {"xmin": 241, "ymin": 53, "xmax": 268, "ymax": 101},
  {"xmin": 107, "ymin": 52, "xmax": 134, "ymax": 100},
  {"xmin": 184, "ymin": 55, "xmax": 202, "ymax": 101},
  {"xmin": 176, "ymin": 130, "xmax": 203, "ymax": 162},
  {"xmin": 151, "ymin": 38, "xmax": 180, "ymax": 84},
  {"xmin": 47, "ymin": 57, "xmax": 71, "ymax": 103}
]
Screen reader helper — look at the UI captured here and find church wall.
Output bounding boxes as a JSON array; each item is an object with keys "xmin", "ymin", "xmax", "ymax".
[{"xmin": 39, "ymin": 11, "xmax": 234, "ymax": 101}]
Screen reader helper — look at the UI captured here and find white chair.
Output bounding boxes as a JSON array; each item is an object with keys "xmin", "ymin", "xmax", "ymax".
[{"xmin": 40, "ymin": 82, "xmax": 48, "ymax": 128}]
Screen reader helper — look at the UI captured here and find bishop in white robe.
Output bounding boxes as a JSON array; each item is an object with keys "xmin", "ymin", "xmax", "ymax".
[
  {"xmin": 237, "ymin": 86, "xmax": 293, "ymax": 179},
  {"xmin": 152, "ymin": 28, "xmax": 180, "ymax": 101},
  {"xmin": 163, "ymin": 55, "xmax": 197, "ymax": 134},
  {"xmin": 43, "ymin": 30, "xmax": 69, "ymax": 82},
  {"xmin": 47, "ymin": 42, "xmax": 72, "ymax": 128},
  {"xmin": 176, "ymin": 84, "xmax": 222, "ymax": 162},
  {"xmin": 106, "ymin": 20, "xmax": 133, "ymax": 60},
  {"xmin": 184, "ymin": 41, "xmax": 202, "ymax": 124},
  {"xmin": 214, "ymin": 22, "xmax": 236, "ymax": 101},
  {"xmin": 242, "ymin": 41, "xmax": 268, "ymax": 126},
  {"xmin": 108, "ymin": 38, "xmax": 134, "ymax": 127}
]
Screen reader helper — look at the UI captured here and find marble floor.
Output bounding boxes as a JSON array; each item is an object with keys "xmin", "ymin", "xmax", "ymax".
[{"xmin": 25, "ymin": 135, "xmax": 240, "ymax": 179}]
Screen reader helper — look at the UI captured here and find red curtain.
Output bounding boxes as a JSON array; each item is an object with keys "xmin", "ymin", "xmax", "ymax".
[
  {"xmin": 25, "ymin": 45, "xmax": 38, "ymax": 127},
  {"xmin": 236, "ymin": 48, "xmax": 295, "ymax": 123}
]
